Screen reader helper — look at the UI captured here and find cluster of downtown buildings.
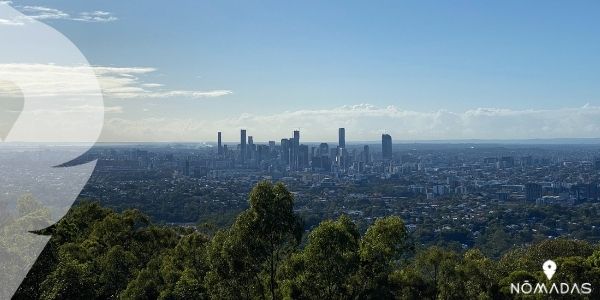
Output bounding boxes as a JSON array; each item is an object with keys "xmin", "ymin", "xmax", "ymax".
[
  {"xmin": 215, "ymin": 128, "xmax": 393, "ymax": 174},
  {"xmin": 78, "ymin": 130, "xmax": 600, "ymax": 208},
  {"xmin": 66, "ymin": 134, "xmax": 600, "ymax": 245}
]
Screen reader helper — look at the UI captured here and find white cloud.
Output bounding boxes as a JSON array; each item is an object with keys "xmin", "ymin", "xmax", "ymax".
[
  {"xmin": 73, "ymin": 11, "xmax": 117, "ymax": 23},
  {"xmin": 0, "ymin": 4, "xmax": 117, "ymax": 25},
  {"xmin": 26, "ymin": 105, "xmax": 123, "ymax": 115},
  {"xmin": 0, "ymin": 17, "xmax": 23, "ymax": 26},
  {"xmin": 142, "ymin": 83, "xmax": 164, "ymax": 88},
  {"xmin": 20, "ymin": 5, "xmax": 69, "ymax": 20},
  {"xmin": 91, "ymin": 66, "xmax": 233, "ymax": 99},
  {"xmin": 143, "ymin": 90, "xmax": 233, "ymax": 98},
  {"xmin": 0, "ymin": 64, "xmax": 232, "ymax": 100},
  {"xmin": 100, "ymin": 104, "xmax": 600, "ymax": 142}
]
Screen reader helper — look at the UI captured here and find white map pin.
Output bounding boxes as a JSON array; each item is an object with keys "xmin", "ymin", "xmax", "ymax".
[
  {"xmin": 0, "ymin": 2, "xmax": 104, "ymax": 298},
  {"xmin": 543, "ymin": 260, "xmax": 557, "ymax": 280}
]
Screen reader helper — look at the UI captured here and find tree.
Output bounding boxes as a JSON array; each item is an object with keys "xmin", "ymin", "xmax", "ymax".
[
  {"xmin": 457, "ymin": 249, "xmax": 501, "ymax": 299},
  {"xmin": 354, "ymin": 216, "xmax": 408, "ymax": 298},
  {"xmin": 39, "ymin": 247, "xmax": 97, "ymax": 300},
  {"xmin": 498, "ymin": 239, "xmax": 595, "ymax": 277},
  {"xmin": 2, "ymin": 195, "xmax": 53, "ymax": 300},
  {"xmin": 206, "ymin": 181, "xmax": 302, "ymax": 299},
  {"xmin": 281, "ymin": 215, "xmax": 360, "ymax": 299},
  {"xmin": 410, "ymin": 246, "xmax": 461, "ymax": 299}
]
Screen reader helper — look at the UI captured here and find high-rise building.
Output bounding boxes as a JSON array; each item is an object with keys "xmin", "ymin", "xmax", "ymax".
[
  {"xmin": 257, "ymin": 145, "xmax": 269, "ymax": 163},
  {"xmin": 240, "ymin": 129, "xmax": 247, "ymax": 162},
  {"xmin": 298, "ymin": 144, "xmax": 309, "ymax": 169},
  {"xmin": 319, "ymin": 143, "xmax": 329, "ymax": 157},
  {"xmin": 382, "ymin": 134, "xmax": 392, "ymax": 159},
  {"xmin": 281, "ymin": 138, "xmax": 290, "ymax": 165},
  {"xmin": 338, "ymin": 128, "xmax": 346, "ymax": 148},
  {"xmin": 292, "ymin": 130, "xmax": 300, "ymax": 169},
  {"xmin": 217, "ymin": 132, "xmax": 223, "ymax": 155},
  {"xmin": 248, "ymin": 136, "xmax": 255, "ymax": 160},
  {"xmin": 363, "ymin": 145, "xmax": 370, "ymax": 163}
]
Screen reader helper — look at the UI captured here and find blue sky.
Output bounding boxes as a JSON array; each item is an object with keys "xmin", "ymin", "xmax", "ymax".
[{"xmin": 4, "ymin": 0, "xmax": 600, "ymax": 142}]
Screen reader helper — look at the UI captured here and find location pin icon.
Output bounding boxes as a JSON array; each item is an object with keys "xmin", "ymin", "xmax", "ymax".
[{"xmin": 543, "ymin": 260, "xmax": 557, "ymax": 280}]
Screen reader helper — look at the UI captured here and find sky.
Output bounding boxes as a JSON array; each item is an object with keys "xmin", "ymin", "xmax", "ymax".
[{"xmin": 2, "ymin": 0, "xmax": 600, "ymax": 142}]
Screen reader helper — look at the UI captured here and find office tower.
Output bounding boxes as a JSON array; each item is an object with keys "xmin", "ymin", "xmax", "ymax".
[
  {"xmin": 363, "ymin": 145, "xmax": 370, "ymax": 163},
  {"xmin": 257, "ymin": 145, "xmax": 268, "ymax": 163},
  {"xmin": 330, "ymin": 148, "xmax": 338, "ymax": 158},
  {"xmin": 338, "ymin": 128, "xmax": 346, "ymax": 148},
  {"xmin": 248, "ymin": 136, "xmax": 255, "ymax": 160},
  {"xmin": 281, "ymin": 138, "xmax": 290, "ymax": 165},
  {"xmin": 336, "ymin": 148, "xmax": 345, "ymax": 168},
  {"xmin": 240, "ymin": 129, "xmax": 247, "ymax": 162},
  {"xmin": 268, "ymin": 141, "xmax": 276, "ymax": 151},
  {"xmin": 217, "ymin": 132, "xmax": 223, "ymax": 155},
  {"xmin": 293, "ymin": 130, "xmax": 300, "ymax": 147},
  {"xmin": 292, "ymin": 130, "xmax": 300, "ymax": 169},
  {"xmin": 525, "ymin": 183, "xmax": 542, "ymax": 202},
  {"xmin": 298, "ymin": 144, "xmax": 309, "ymax": 169},
  {"xmin": 382, "ymin": 134, "xmax": 392, "ymax": 159},
  {"xmin": 319, "ymin": 143, "xmax": 329, "ymax": 157}
]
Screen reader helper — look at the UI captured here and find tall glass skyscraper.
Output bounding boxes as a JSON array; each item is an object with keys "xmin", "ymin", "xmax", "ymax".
[
  {"xmin": 382, "ymin": 134, "xmax": 392, "ymax": 159},
  {"xmin": 240, "ymin": 129, "xmax": 247, "ymax": 162},
  {"xmin": 217, "ymin": 132, "xmax": 223, "ymax": 155}
]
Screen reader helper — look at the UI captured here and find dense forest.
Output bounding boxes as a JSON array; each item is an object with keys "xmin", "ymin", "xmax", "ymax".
[{"xmin": 6, "ymin": 181, "xmax": 600, "ymax": 299}]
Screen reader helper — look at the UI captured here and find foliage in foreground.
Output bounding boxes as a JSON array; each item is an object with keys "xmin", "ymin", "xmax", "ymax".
[{"xmin": 10, "ymin": 181, "xmax": 600, "ymax": 299}]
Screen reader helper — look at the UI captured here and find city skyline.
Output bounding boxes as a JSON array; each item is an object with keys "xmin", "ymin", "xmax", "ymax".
[{"xmin": 212, "ymin": 127, "xmax": 391, "ymax": 144}]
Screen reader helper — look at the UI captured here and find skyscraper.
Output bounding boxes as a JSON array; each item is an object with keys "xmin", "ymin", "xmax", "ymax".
[
  {"xmin": 318, "ymin": 143, "xmax": 329, "ymax": 157},
  {"xmin": 363, "ymin": 145, "xmax": 370, "ymax": 163},
  {"xmin": 281, "ymin": 138, "xmax": 290, "ymax": 165},
  {"xmin": 248, "ymin": 136, "xmax": 255, "ymax": 160},
  {"xmin": 240, "ymin": 129, "xmax": 247, "ymax": 162},
  {"xmin": 338, "ymin": 128, "xmax": 346, "ymax": 148},
  {"xmin": 292, "ymin": 130, "xmax": 300, "ymax": 169},
  {"xmin": 298, "ymin": 144, "xmax": 309, "ymax": 169},
  {"xmin": 293, "ymin": 130, "xmax": 300, "ymax": 146},
  {"xmin": 382, "ymin": 134, "xmax": 392, "ymax": 159},
  {"xmin": 217, "ymin": 132, "xmax": 223, "ymax": 155}
]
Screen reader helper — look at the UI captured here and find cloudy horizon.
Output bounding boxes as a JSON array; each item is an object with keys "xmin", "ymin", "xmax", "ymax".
[
  {"xmin": 99, "ymin": 103, "xmax": 600, "ymax": 143},
  {"xmin": 3, "ymin": 1, "xmax": 600, "ymax": 142}
]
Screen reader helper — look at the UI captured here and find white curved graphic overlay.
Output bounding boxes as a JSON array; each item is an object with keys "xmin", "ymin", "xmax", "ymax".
[{"xmin": 0, "ymin": 2, "xmax": 104, "ymax": 298}]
